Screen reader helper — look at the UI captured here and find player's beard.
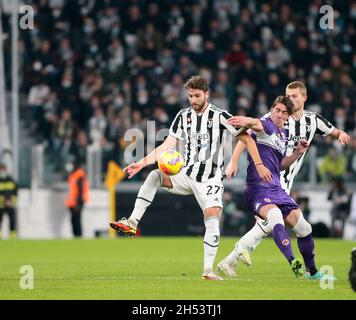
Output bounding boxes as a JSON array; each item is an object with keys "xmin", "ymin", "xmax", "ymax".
[{"xmin": 192, "ymin": 97, "xmax": 207, "ymax": 113}]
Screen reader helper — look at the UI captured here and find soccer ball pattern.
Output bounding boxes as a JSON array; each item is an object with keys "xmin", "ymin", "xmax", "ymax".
[{"xmin": 158, "ymin": 150, "xmax": 184, "ymax": 176}]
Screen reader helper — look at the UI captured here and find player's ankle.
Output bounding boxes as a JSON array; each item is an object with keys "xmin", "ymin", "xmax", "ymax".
[
  {"xmin": 226, "ymin": 254, "xmax": 238, "ymax": 266},
  {"xmin": 306, "ymin": 267, "xmax": 318, "ymax": 276},
  {"xmin": 127, "ymin": 218, "xmax": 138, "ymax": 228}
]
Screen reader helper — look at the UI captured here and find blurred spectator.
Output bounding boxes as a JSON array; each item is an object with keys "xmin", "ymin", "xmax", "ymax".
[
  {"xmin": 131, "ymin": 110, "xmax": 146, "ymax": 133},
  {"xmin": 293, "ymin": 36, "xmax": 313, "ymax": 71},
  {"xmin": 346, "ymin": 136, "xmax": 356, "ymax": 180},
  {"xmin": 27, "ymin": 78, "xmax": 50, "ymax": 133},
  {"xmin": 211, "ymin": 71, "xmax": 234, "ymax": 111},
  {"xmin": 198, "ymin": 40, "xmax": 220, "ymax": 69},
  {"xmin": 328, "ymin": 177, "xmax": 351, "ymax": 238},
  {"xmin": 0, "ymin": 164, "xmax": 18, "ymax": 239},
  {"xmin": 174, "ymin": 55, "xmax": 197, "ymax": 81},
  {"xmin": 266, "ymin": 38, "xmax": 291, "ymax": 70},
  {"xmin": 255, "ymin": 92, "xmax": 269, "ymax": 116},
  {"xmin": 12, "ymin": 0, "xmax": 354, "ymax": 182},
  {"xmin": 152, "ymin": 106, "xmax": 169, "ymax": 130},
  {"xmin": 318, "ymin": 147, "xmax": 347, "ymax": 183},
  {"xmin": 89, "ymin": 107, "xmax": 107, "ymax": 146},
  {"xmin": 222, "ymin": 191, "xmax": 248, "ymax": 236},
  {"xmin": 162, "ymin": 74, "xmax": 185, "ymax": 118},
  {"xmin": 43, "ymin": 91, "xmax": 59, "ymax": 141},
  {"xmin": 104, "ymin": 115, "xmax": 124, "ymax": 146},
  {"xmin": 65, "ymin": 159, "xmax": 89, "ymax": 238},
  {"xmin": 298, "ymin": 197, "xmax": 311, "ymax": 222},
  {"xmin": 53, "ymin": 109, "xmax": 76, "ymax": 150},
  {"xmin": 69, "ymin": 130, "xmax": 89, "ymax": 165},
  {"xmin": 51, "ymin": 108, "xmax": 77, "ymax": 171},
  {"xmin": 224, "ymin": 43, "xmax": 247, "ymax": 70},
  {"xmin": 265, "ymin": 73, "xmax": 283, "ymax": 103},
  {"xmin": 291, "ymin": 191, "xmax": 311, "ymax": 222},
  {"xmin": 106, "ymin": 38, "xmax": 125, "ymax": 78}
]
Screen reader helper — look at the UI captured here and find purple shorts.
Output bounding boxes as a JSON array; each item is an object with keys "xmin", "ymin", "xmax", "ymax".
[{"xmin": 245, "ymin": 185, "xmax": 299, "ymax": 217}]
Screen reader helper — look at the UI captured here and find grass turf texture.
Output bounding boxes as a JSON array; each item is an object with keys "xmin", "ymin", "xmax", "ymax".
[{"xmin": 0, "ymin": 237, "xmax": 355, "ymax": 300}]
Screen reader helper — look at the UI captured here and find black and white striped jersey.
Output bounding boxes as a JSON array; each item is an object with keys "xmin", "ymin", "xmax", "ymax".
[
  {"xmin": 281, "ymin": 111, "xmax": 334, "ymax": 193},
  {"xmin": 169, "ymin": 103, "xmax": 244, "ymax": 182}
]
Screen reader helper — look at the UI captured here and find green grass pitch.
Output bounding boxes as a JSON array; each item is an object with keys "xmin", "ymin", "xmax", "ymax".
[{"xmin": 0, "ymin": 237, "xmax": 355, "ymax": 300}]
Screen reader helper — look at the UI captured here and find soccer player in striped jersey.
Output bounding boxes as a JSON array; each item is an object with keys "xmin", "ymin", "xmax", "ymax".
[
  {"xmin": 110, "ymin": 75, "xmax": 272, "ymax": 280},
  {"xmin": 218, "ymin": 81, "xmax": 350, "ymax": 279}
]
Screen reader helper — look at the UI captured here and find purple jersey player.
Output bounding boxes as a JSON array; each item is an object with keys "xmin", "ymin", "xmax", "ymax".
[
  {"xmin": 245, "ymin": 115, "xmax": 301, "ymax": 219},
  {"xmin": 224, "ymin": 96, "xmax": 313, "ymax": 277},
  {"xmin": 218, "ymin": 81, "xmax": 346, "ymax": 280}
]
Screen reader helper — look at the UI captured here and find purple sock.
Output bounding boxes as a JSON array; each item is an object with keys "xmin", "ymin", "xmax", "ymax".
[
  {"xmin": 297, "ymin": 234, "xmax": 316, "ymax": 271},
  {"xmin": 272, "ymin": 224, "xmax": 295, "ymax": 263}
]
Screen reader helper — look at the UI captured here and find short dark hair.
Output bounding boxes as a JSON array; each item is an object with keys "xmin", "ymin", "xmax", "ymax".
[
  {"xmin": 184, "ymin": 76, "xmax": 209, "ymax": 92},
  {"xmin": 271, "ymin": 95, "xmax": 294, "ymax": 115}
]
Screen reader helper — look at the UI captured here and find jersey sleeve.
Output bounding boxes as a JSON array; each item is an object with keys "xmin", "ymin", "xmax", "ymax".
[
  {"xmin": 220, "ymin": 111, "xmax": 246, "ymax": 137},
  {"xmin": 169, "ymin": 110, "xmax": 184, "ymax": 140},
  {"xmin": 260, "ymin": 117, "xmax": 275, "ymax": 135},
  {"xmin": 315, "ymin": 113, "xmax": 335, "ymax": 136}
]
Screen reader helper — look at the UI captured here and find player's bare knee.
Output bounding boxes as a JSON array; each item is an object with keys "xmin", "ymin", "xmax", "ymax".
[
  {"xmin": 204, "ymin": 206, "xmax": 222, "ymax": 219},
  {"xmin": 292, "ymin": 214, "xmax": 312, "ymax": 237},
  {"xmin": 258, "ymin": 204, "xmax": 275, "ymax": 220},
  {"xmin": 285, "ymin": 209, "xmax": 302, "ymax": 227}
]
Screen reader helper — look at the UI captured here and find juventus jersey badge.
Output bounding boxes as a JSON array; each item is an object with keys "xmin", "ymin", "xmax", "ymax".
[
  {"xmin": 207, "ymin": 119, "xmax": 213, "ymax": 128},
  {"xmin": 187, "ymin": 115, "xmax": 191, "ymax": 128}
]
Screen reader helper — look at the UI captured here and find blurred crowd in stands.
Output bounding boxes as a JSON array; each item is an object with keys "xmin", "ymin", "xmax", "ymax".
[{"xmin": 4, "ymin": 0, "xmax": 356, "ymax": 182}]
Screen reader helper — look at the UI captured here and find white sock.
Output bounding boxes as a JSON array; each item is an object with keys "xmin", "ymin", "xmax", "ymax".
[
  {"xmin": 203, "ymin": 216, "xmax": 220, "ymax": 272},
  {"xmin": 226, "ymin": 222, "xmax": 269, "ymax": 265},
  {"xmin": 128, "ymin": 169, "xmax": 163, "ymax": 227}
]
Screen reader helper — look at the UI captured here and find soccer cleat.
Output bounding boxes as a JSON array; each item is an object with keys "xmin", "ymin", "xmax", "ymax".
[
  {"xmin": 291, "ymin": 258, "xmax": 303, "ymax": 278},
  {"xmin": 109, "ymin": 218, "xmax": 137, "ymax": 236},
  {"xmin": 305, "ymin": 271, "xmax": 337, "ymax": 281},
  {"xmin": 238, "ymin": 249, "xmax": 252, "ymax": 266},
  {"xmin": 202, "ymin": 269, "xmax": 224, "ymax": 280},
  {"xmin": 217, "ymin": 258, "xmax": 237, "ymax": 277}
]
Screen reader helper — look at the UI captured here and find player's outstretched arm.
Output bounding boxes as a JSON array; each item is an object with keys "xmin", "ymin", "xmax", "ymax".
[
  {"xmin": 281, "ymin": 139, "xmax": 309, "ymax": 170},
  {"xmin": 227, "ymin": 116, "xmax": 264, "ymax": 132},
  {"xmin": 225, "ymin": 140, "xmax": 246, "ymax": 180},
  {"xmin": 330, "ymin": 128, "xmax": 351, "ymax": 146},
  {"xmin": 239, "ymin": 133, "xmax": 272, "ymax": 182},
  {"xmin": 124, "ymin": 135, "xmax": 178, "ymax": 179}
]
